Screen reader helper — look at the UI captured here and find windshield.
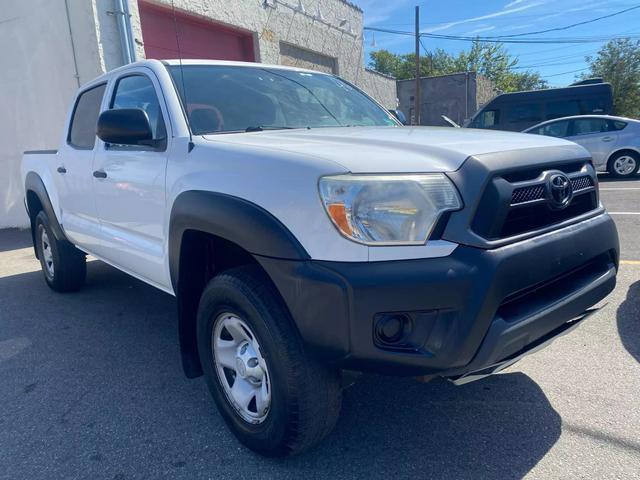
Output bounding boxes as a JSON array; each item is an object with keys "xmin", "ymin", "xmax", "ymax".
[{"xmin": 168, "ymin": 65, "xmax": 397, "ymax": 134}]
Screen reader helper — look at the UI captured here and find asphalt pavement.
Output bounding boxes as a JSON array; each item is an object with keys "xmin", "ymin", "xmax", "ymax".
[{"xmin": 0, "ymin": 175, "xmax": 638, "ymax": 480}]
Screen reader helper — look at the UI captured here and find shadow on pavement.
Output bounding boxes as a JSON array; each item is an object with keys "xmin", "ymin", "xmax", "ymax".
[
  {"xmin": 0, "ymin": 228, "xmax": 32, "ymax": 253},
  {"xmin": 598, "ymin": 174, "xmax": 639, "ymax": 183},
  {"xmin": 0, "ymin": 260, "xmax": 561, "ymax": 480},
  {"xmin": 617, "ymin": 280, "xmax": 640, "ymax": 364}
]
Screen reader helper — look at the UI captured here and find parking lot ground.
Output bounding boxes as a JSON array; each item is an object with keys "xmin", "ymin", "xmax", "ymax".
[{"xmin": 0, "ymin": 178, "xmax": 638, "ymax": 480}]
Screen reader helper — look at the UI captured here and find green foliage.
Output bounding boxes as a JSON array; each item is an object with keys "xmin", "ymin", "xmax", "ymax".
[
  {"xmin": 582, "ymin": 39, "xmax": 640, "ymax": 118},
  {"xmin": 368, "ymin": 40, "xmax": 548, "ymax": 93}
]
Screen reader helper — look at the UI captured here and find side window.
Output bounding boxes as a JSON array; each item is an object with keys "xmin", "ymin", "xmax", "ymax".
[
  {"xmin": 110, "ymin": 75, "xmax": 167, "ymax": 141},
  {"xmin": 507, "ymin": 103, "xmax": 542, "ymax": 124},
  {"xmin": 580, "ymin": 97, "xmax": 606, "ymax": 114},
  {"xmin": 545, "ymin": 100, "xmax": 580, "ymax": 120},
  {"xmin": 571, "ymin": 118, "xmax": 608, "ymax": 136},
  {"xmin": 609, "ymin": 120, "xmax": 628, "ymax": 131},
  {"xmin": 473, "ymin": 109, "xmax": 499, "ymax": 128},
  {"xmin": 540, "ymin": 120, "xmax": 570, "ymax": 138},
  {"xmin": 68, "ymin": 84, "xmax": 107, "ymax": 149}
]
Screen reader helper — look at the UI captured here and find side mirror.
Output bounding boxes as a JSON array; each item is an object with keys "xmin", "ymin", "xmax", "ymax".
[
  {"xmin": 389, "ymin": 109, "xmax": 407, "ymax": 125},
  {"xmin": 97, "ymin": 108, "xmax": 163, "ymax": 149}
]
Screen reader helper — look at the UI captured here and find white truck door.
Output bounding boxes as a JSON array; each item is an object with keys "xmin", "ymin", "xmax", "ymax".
[
  {"xmin": 91, "ymin": 70, "xmax": 170, "ymax": 289},
  {"xmin": 55, "ymin": 83, "xmax": 107, "ymax": 250}
]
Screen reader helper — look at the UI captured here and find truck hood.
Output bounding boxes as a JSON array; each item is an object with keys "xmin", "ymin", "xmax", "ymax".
[{"xmin": 203, "ymin": 126, "xmax": 587, "ymax": 173}]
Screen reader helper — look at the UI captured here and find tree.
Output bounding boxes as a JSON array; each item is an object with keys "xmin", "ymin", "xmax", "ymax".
[
  {"xmin": 582, "ymin": 39, "xmax": 640, "ymax": 118},
  {"xmin": 368, "ymin": 40, "xmax": 548, "ymax": 93}
]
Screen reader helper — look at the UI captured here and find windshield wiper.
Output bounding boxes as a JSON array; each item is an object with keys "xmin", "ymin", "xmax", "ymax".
[{"xmin": 245, "ymin": 125, "xmax": 296, "ymax": 132}]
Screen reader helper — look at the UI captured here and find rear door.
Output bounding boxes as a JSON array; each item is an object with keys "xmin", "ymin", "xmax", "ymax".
[
  {"xmin": 55, "ymin": 83, "xmax": 107, "ymax": 250},
  {"xmin": 91, "ymin": 68, "xmax": 171, "ymax": 288},
  {"xmin": 566, "ymin": 117, "xmax": 617, "ymax": 169}
]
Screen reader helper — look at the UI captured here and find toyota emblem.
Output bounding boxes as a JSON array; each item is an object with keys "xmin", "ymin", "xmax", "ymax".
[{"xmin": 546, "ymin": 172, "xmax": 573, "ymax": 210}]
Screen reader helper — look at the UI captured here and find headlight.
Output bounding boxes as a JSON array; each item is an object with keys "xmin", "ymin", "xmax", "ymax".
[{"xmin": 319, "ymin": 174, "xmax": 462, "ymax": 245}]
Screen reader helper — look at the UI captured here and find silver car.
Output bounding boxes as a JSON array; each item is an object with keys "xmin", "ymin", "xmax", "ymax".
[{"xmin": 523, "ymin": 115, "xmax": 640, "ymax": 178}]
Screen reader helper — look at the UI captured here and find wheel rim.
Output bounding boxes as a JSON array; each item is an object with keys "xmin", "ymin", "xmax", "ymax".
[
  {"xmin": 40, "ymin": 229, "xmax": 54, "ymax": 278},
  {"xmin": 613, "ymin": 155, "xmax": 637, "ymax": 175},
  {"xmin": 212, "ymin": 313, "xmax": 271, "ymax": 424}
]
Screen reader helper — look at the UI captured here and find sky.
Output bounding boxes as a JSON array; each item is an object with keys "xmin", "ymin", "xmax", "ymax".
[{"xmin": 354, "ymin": 0, "xmax": 640, "ymax": 86}]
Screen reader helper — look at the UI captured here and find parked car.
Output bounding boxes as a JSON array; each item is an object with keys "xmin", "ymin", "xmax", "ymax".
[
  {"xmin": 22, "ymin": 59, "xmax": 619, "ymax": 457},
  {"xmin": 468, "ymin": 79, "xmax": 613, "ymax": 132},
  {"xmin": 523, "ymin": 115, "xmax": 640, "ymax": 178}
]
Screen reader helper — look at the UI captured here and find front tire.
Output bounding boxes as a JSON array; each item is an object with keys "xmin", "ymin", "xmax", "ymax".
[
  {"xmin": 197, "ymin": 265, "xmax": 342, "ymax": 457},
  {"xmin": 35, "ymin": 211, "xmax": 86, "ymax": 292},
  {"xmin": 608, "ymin": 151, "xmax": 639, "ymax": 178}
]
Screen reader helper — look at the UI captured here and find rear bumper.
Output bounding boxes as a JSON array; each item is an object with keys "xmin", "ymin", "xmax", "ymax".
[{"xmin": 258, "ymin": 212, "xmax": 619, "ymax": 377}]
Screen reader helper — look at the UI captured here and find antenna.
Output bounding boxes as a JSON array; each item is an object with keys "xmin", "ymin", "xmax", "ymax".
[{"xmin": 171, "ymin": 0, "xmax": 194, "ymax": 151}]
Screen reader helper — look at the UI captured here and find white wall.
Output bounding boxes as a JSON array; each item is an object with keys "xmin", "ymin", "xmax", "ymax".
[
  {"xmin": 0, "ymin": 0, "xmax": 124, "ymax": 228},
  {"xmin": 0, "ymin": 0, "xmax": 79, "ymax": 228}
]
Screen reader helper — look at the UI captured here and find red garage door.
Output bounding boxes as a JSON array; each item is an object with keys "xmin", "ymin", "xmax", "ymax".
[{"xmin": 138, "ymin": 1, "xmax": 255, "ymax": 62}]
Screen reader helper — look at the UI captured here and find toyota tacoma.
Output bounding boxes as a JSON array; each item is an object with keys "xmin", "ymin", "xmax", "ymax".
[{"xmin": 22, "ymin": 60, "xmax": 619, "ymax": 456}]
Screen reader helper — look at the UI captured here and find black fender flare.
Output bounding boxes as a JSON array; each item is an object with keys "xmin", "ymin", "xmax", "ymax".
[
  {"xmin": 169, "ymin": 190, "xmax": 309, "ymax": 291},
  {"xmin": 24, "ymin": 172, "xmax": 69, "ymax": 256},
  {"xmin": 169, "ymin": 191, "xmax": 310, "ymax": 378}
]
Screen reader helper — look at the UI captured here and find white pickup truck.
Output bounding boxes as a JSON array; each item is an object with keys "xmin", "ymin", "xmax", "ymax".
[{"xmin": 22, "ymin": 59, "xmax": 619, "ymax": 456}]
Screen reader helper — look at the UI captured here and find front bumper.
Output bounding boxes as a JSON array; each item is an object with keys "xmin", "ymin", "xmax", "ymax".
[{"xmin": 257, "ymin": 212, "xmax": 619, "ymax": 378}]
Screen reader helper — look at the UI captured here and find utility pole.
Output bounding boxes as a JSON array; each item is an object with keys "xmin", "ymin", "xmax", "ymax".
[{"xmin": 414, "ymin": 5, "xmax": 421, "ymax": 126}]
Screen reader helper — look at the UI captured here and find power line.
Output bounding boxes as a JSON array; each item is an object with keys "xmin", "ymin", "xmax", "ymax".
[
  {"xmin": 490, "ymin": 4, "xmax": 640, "ymax": 38},
  {"xmin": 542, "ymin": 67, "xmax": 590, "ymax": 78},
  {"xmin": 364, "ymin": 26, "xmax": 640, "ymax": 44}
]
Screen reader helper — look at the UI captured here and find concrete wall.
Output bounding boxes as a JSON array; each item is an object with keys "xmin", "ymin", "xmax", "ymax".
[
  {"xmin": 360, "ymin": 69, "xmax": 397, "ymax": 109},
  {"xmin": 397, "ymin": 72, "xmax": 496, "ymax": 127},
  {"xmin": 0, "ymin": 0, "xmax": 395, "ymax": 228}
]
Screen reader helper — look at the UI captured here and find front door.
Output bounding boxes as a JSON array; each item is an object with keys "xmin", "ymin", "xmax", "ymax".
[{"xmin": 91, "ymin": 69, "xmax": 170, "ymax": 289}]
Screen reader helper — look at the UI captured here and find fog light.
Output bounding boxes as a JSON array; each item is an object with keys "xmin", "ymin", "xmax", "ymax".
[{"xmin": 375, "ymin": 314, "xmax": 410, "ymax": 345}]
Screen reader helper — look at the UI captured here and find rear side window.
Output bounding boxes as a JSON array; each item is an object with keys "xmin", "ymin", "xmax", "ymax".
[
  {"xmin": 110, "ymin": 75, "xmax": 166, "ymax": 140},
  {"xmin": 580, "ymin": 97, "xmax": 607, "ymax": 114},
  {"xmin": 68, "ymin": 84, "xmax": 106, "ymax": 149},
  {"xmin": 507, "ymin": 103, "xmax": 542, "ymax": 124},
  {"xmin": 545, "ymin": 100, "xmax": 580, "ymax": 120},
  {"xmin": 610, "ymin": 120, "xmax": 628, "ymax": 131}
]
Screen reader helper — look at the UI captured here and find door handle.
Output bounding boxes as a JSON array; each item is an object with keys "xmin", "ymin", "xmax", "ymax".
[
  {"xmin": 93, "ymin": 170, "xmax": 107, "ymax": 179},
  {"xmin": 602, "ymin": 136, "xmax": 614, "ymax": 142},
  {"xmin": 56, "ymin": 166, "xmax": 67, "ymax": 174}
]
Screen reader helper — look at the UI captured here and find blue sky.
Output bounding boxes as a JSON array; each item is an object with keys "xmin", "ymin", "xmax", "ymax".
[{"xmin": 355, "ymin": 0, "xmax": 640, "ymax": 86}]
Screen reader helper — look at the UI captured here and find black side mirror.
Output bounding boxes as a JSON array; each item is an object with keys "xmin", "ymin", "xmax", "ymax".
[
  {"xmin": 97, "ymin": 108, "xmax": 163, "ymax": 149},
  {"xmin": 389, "ymin": 109, "xmax": 407, "ymax": 125}
]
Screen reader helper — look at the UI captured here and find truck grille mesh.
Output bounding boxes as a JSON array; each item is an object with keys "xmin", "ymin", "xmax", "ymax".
[
  {"xmin": 511, "ymin": 175, "xmax": 594, "ymax": 205},
  {"xmin": 471, "ymin": 162, "xmax": 599, "ymax": 241}
]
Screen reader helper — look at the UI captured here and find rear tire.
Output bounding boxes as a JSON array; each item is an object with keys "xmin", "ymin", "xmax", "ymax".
[
  {"xmin": 35, "ymin": 211, "xmax": 86, "ymax": 292},
  {"xmin": 608, "ymin": 151, "xmax": 639, "ymax": 178},
  {"xmin": 197, "ymin": 265, "xmax": 342, "ymax": 457}
]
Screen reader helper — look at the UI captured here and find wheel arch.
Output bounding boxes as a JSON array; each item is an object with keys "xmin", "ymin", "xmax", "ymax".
[
  {"xmin": 24, "ymin": 172, "xmax": 68, "ymax": 258},
  {"xmin": 168, "ymin": 191, "xmax": 310, "ymax": 378},
  {"xmin": 607, "ymin": 147, "xmax": 640, "ymax": 165}
]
